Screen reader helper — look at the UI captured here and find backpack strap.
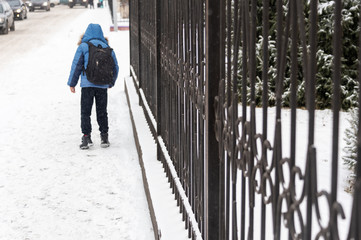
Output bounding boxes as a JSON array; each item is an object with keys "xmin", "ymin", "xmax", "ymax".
[
  {"xmin": 82, "ymin": 42, "xmax": 94, "ymax": 75},
  {"xmin": 86, "ymin": 41, "xmax": 104, "ymax": 48}
]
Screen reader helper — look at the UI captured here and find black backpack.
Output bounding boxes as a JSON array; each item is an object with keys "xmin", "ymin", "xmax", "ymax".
[{"xmin": 85, "ymin": 42, "xmax": 115, "ymax": 85}]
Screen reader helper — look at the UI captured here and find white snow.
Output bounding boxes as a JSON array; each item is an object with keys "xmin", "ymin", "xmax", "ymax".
[
  {"xmin": 124, "ymin": 76, "xmax": 193, "ymax": 240},
  {"xmin": 0, "ymin": 6, "xmax": 155, "ymax": 240}
]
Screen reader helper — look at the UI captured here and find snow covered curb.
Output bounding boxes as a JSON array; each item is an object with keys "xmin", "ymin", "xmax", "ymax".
[
  {"xmin": 124, "ymin": 78, "xmax": 160, "ymax": 240},
  {"xmin": 124, "ymin": 76, "xmax": 192, "ymax": 240}
]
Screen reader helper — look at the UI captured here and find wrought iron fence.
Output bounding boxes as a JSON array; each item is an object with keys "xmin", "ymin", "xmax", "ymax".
[{"xmin": 129, "ymin": 0, "xmax": 361, "ymax": 239}]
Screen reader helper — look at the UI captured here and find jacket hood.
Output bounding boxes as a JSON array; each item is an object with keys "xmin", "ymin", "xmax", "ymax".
[{"xmin": 81, "ymin": 23, "xmax": 107, "ymax": 43}]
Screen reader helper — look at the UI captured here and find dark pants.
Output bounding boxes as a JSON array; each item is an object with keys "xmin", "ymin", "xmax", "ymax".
[{"xmin": 81, "ymin": 87, "xmax": 108, "ymax": 135}]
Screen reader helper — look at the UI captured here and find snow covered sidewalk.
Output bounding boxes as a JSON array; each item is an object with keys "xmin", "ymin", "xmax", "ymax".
[{"xmin": 0, "ymin": 7, "xmax": 154, "ymax": 240}]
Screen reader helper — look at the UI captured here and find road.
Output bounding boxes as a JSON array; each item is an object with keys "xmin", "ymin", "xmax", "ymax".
[{"xmin": 0, "ymin": 4, "xmax": 88, "ymax": 64}]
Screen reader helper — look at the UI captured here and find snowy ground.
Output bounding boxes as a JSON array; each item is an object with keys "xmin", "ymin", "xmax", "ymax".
[{"xmin": 0, "ymin": 6, "xmax": 155, "ymax": 240}]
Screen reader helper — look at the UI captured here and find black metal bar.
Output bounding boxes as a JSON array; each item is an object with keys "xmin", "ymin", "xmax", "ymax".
[
  {"xmin": 137, "ymin": 0, "xmax": 141, "ymax": 88},
  {"xmin": 261, "ymin": 0, "xmax": 269, "ymax": 238},
  {"xmin": 248, "ymin": 0, "xmax": 257, "ymax": 237},
  {"xmin": 357, "ymin": 0, "xmax": 361, "ymax": 185},
  {"xmin": 289, "ymin": 0, "xmax": 298, "ymax": 239},
  {"xmin": 232, "ymin": 1, "xmax": 241, "ymax": 239},
  {"xmin": 273, "ymin": 0, "xmax": 283, "ymax": 236},
  {"xmin": 305, "ymin": 0, "xmax": 317, "ymax": 238},
  {"xmin": 156, "ymin": 0, "xmax": 161, "ymax": 165},
  {"xmin": 129, "ymin": 0, "xmax": 132, "ymax": 76},
  {"xmin": 331, "ymin": 2, "xmax": 341, "ymax": 237},
  {"xmin": 240, "ymin": 0, "xmax": 247, "ymax": 239},
  {"xmin": 205, "ymin": 0, "xmax": 221, "ymax": 239},
  {"xmin": 225, "ymin": 0, "xmax": 231, "ymax": 238},
  {"xmin": 218, "ymin": 0, "xmax": 226, "ymax": 238}
]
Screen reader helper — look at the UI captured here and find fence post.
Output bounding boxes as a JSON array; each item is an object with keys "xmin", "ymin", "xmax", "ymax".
[
  {"xmin": 205, "ymin": 0, "xmax": 221, "ymax": 239},
  {"xmin": 155, "ymin": 0, "xmax": 161, "ymax": 160},
  {"xmin": 138, "ymin": 0, "xmax": 142, "ymax": 90},
  {"xmin": 129, "ymin": 0, "xmax": 131, "ymax": 75}
]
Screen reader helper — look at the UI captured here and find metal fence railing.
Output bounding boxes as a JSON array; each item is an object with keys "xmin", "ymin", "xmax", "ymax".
[{"xmin": 129, "ymin": 0, "xmax": 361, "ymax": 239}]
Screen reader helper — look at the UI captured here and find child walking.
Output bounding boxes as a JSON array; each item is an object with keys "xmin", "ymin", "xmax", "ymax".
[{"xmin": 67, "ymin": 23, "xmax": 119, "ymax": 149}]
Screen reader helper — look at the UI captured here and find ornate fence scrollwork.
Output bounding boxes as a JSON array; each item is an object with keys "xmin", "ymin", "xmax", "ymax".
[
  {"xmin": 130, "ymin": 0, "xmax": 361, "ymax": 239},
  {"xmin": 215, "ymin": 0, "xmax": 361, "ymax": 239}
]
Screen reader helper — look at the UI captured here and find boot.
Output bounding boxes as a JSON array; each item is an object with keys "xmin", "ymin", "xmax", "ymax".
[
  {"xmin": 80, "ymin": 135, "xmax": 93, "ymax": 149},
  {"xmin": 100, "ymin": 133, "xmax": 110, "ymax": 148}
]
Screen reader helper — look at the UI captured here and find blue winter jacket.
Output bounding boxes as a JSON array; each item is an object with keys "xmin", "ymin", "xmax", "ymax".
[{"xmin": 67, "ymin": 23, "xmax": 119, "ymax": 89}]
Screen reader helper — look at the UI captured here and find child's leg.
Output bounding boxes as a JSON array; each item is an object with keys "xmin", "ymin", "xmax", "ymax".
[
  {"xmin": 95, "ymin": 88, "xmax": 109, "ymax": 134},
  {"xmin": 81, "ymin": 88, "xmax": 95, "ymax": 135}
]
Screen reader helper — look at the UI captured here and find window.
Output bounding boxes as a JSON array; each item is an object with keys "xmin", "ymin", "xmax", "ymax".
[{"xmin": 7, "ymin": 0, "xmax": 21, "ymax": 7}]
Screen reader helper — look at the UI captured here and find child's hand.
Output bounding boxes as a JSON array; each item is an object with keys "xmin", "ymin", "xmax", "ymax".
[{"xmin": 70, "ymin": 87, "xmax": 75, "ymax": 93}]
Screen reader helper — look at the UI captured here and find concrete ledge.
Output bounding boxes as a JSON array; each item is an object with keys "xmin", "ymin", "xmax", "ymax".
[
  {"xmin": 124, "ymin": 77, "xmax": 160, "ymax": 240},
  {"xmin": 124, "ymin": 75, "xmax": 191, "ymax": 240}
]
